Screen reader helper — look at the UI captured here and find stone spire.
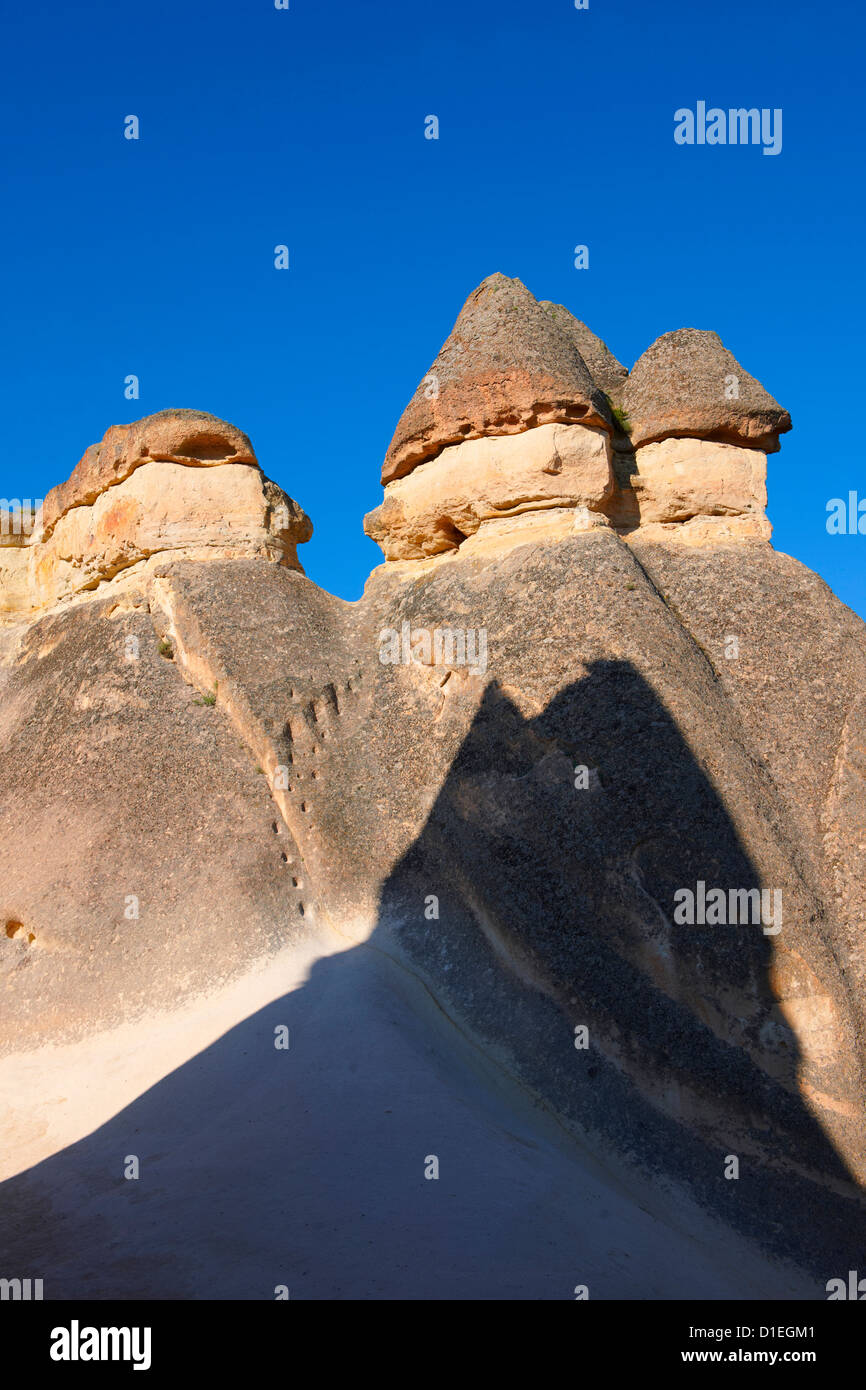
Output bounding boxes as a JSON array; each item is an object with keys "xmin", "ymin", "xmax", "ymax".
[{"xmin": 381, "ymin": 273, "xmax": 612, "ymax": 484}]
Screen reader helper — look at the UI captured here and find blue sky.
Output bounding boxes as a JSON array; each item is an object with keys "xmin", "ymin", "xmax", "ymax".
[{"xmin": 3, "ymin": 0, "xmax": 864, "ymax": 614}]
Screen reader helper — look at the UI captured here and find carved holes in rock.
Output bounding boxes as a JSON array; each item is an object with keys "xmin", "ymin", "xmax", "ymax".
[{"xmin": 5, "ymin": 919, "xmax": 35, "ymax": 944}]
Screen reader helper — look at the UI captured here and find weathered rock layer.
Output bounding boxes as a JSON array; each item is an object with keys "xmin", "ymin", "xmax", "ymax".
[
  {"xmin": 1, "ymin": 280, "xmax": 863, "ymax": 1293},
  {"xmin": 1, "ymin": 410, "xmax": 311, "ymax": 618},
  {"xmin": 381, "ymin": 273, "xmax": 612, "ymax": 484},
  {"xmin": 368, "ymin": 275, "xmax": 786, "ymax": 559}
]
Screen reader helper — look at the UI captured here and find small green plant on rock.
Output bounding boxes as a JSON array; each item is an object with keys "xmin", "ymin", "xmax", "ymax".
[{"xmin": 601, "ymin": 392, "xmax": 631, "ymax": 434}]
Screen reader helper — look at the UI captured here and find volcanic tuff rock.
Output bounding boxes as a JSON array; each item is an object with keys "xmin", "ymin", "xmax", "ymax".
[
  {"xmin": 623, "ymin": 327, "xmax": 792, "ymax": 451},
  {"xmin": 1, "ymin": 410, "xmax": 311, "ymax": 617},
  {"xmin": 616, "ymin": 437, "xmax": 772, "ymax": 543},
  {"xmin": 368, "ymin": 276, "xmax": 789, "ymax": 558},
  {"xmin": 1, "ymin": 279, "xmax": 863, "ymax": 1297},
  {"xmin": 39, "ymin": 409, "xmax": 262, "ymax": 540},
  {"xmin": 381, "ymin": 273, "xmax": 612, "ymax": 484},
  {"xmin": 540, "ymin": 300, "xmax": 629, "ymax": 405},
  {"xmin": 365, "ymin": 423, "xmax": 613, "ymax": 560}
]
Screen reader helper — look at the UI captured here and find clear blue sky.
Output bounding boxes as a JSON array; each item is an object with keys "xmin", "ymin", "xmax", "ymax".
[{"xmin": 3, "ymin": 0, "xmax": 864, "ymax": 614}]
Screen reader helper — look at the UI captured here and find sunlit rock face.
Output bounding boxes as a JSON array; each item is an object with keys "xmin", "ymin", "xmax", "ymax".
[
  {"xmin": 621, "ymin": 436, "xmax": 772, "ymax": 541},
  {"xmin": 0, "ymin": 410, "xmax": 311, "ymax": 617},
  {"xmin": 365, "ymin": 422, "xmax": 613, "ymax": 559},
  {"xmin": 38, "ymin": 409, "xmax": 261, "ymax": 539},
  {"xmin": 623, "ymin": 326, "xmax": 791, "ymax": 452},
  {"xmin": 381, "ymin": 272, "xmax": 611, "ymax": 485},
  {"xmin": 2, "ymin": 279, "xmax": 866, "ymax": 1296},
  {"xmin": 368, "ymin": 277, "xmax": 786, "ymax": 561}
]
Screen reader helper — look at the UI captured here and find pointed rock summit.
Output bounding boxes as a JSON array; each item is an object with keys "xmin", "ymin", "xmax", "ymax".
[
  {"xmin": 5, "ymin": 300, "xmax": 866, "ymax": 1299},
  {"xmin": 368, "ymin": 277, "xmax": 792, "ymax": 558},
  {"xmin": 623, "ymin": 328, "xmax": 791, "ymax": 451},
  {"xmin": 540, "ymin": 301, "xmax": 629, "ymax": 404},
  {"xmin": 381, "ymin": 273, "xmax": 612, "ymax": 484}
]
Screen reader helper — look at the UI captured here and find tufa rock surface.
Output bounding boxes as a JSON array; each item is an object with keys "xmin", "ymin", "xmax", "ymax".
[
  {"xmin": 620, "ymin": 437, "xmax": 771, "ymax": 541},
  {"xmin": 40, "ymin": 409, "xmax": 261, "ymax": 540},
  {"xmin": 0, "ymin": 282, "xmax": 862, "ymax": 1299},
  {"xmin": 623, "ymin": 328, "xmax": 792, "ymax": 451},
  {"xmin": 366, "ymin": 423, "xmax": 613, "ymax": 560},
  {"xmin": 540, "ymin": 300, "xmax": 629, "ymax": 405},
  {"xmin": 3, "ymin": 410, "xmax": 311, "ymax": 617},
  {"xmin": 381, "ymin": 273, "xmax": 612, "ymax": 484},
  {"xmin": 369, "ymin": 281, "xmax": 790, "ymax": 558}
]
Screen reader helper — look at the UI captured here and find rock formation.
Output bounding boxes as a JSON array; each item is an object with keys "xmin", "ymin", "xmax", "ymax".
[
  {"xmin": 366, "ymin": 422, "xmax": 614, "ymax": 560},
  {"xmin": 367, "ymin": 278, "xmax": 786, "ymax": 557},
  {"xmin": 623, "ymin": 327, "xmax": 792, "ymax": 451},
  {"xmin": 0, "ymin": 409, "xmax": 310, "ymax": 618},
  {"xmin": 540, "ymin": 300, "xmax": 629, "ymax": 404},
  {"xmin": 1, "ymin": 278, "xmax": 864, "ymax": 1300},
  {"xmin": 381, "ymin": 273, "xmax": 611, "ymax": 484}
]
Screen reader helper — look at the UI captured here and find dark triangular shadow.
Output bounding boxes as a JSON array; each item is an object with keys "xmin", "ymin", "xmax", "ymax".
[{"xmin": 0, "ymin": 661, "xmax": 862, "ymax": 1298}]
